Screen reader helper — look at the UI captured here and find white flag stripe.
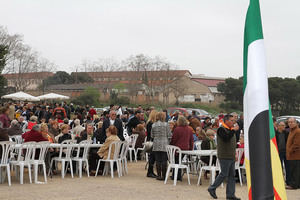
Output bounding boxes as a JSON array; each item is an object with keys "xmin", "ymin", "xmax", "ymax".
[{"xmin": 244, "ymin": 39, "xmax": 269, "ymax": 159}]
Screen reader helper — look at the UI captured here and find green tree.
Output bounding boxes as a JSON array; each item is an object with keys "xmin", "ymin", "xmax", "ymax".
[
  {"xmin": 73, "ymin": 87, "xmax": 100, "ymax": 106},
  {"xmin": 44, "ymin": 71, "xmax": 73, "ymax": 86},
  {"xmin": 70, "ymin": 72, "xmax": 93, "ymax": 83},
  {"xmin": 217, "ymin": 77, "xmax": 243, "ymax": 110}
]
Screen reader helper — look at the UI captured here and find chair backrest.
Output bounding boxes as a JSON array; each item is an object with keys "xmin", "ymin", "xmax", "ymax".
[
  {"xmin": 32, "ymin": 141, "xmax": 50, "ymax": 162},
  {"xmin": 194, "ymin": 141, "xmax": 202, "ymax": 150},
  {"xmin": 16, "ymin": 142, "xmax": 36, "ymax": 162},
  {"xmin": 107, "ymin": 141, "xmax": 122, "ymax": 160},
  {"xmin": 0, "ymin": 141, "xmax": 13, "ymax": 165},
  {"xmin": 235, "ymin": 148, "xmax": 244, "ymax": 168},
  {"xmin": 166, "ymin": 145, "xmax": 182, "ymax": 165},
  {"xmin": 119, "ymin": 141, "xmax": 129, "ymax": 159},
  {"xmin": 58, "ymin": 140, "xmax": 76, "ymax": 159},
  {"xmin": 129, "ymin": 134, "xmax": 139, "ymax": 148},
  {"xmin": 9, "ymin": 135, "xmax": 23, "ymax": 144},
  {"xmin": 73, "ymin": 140, "xmax": 93, "ymax": 159}
]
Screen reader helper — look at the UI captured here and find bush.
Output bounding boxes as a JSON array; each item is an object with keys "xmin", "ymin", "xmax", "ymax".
[{"xmin": 72, "ymin": 87, "xmax": 100, "ymax": 106}]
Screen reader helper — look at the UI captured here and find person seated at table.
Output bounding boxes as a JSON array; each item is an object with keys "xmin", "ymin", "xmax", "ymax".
[
  {"xmin": 93, "ymin": 125, "xmax": 120, "ymax": 175},
  {"xmin": 168, "ymin": 121, "xmax": 176, "ymax": 134},
  {"xmin": 55, "ymin": 124, "xmax": 72, "ymax": 143},
  {"xmin": 49, "ymin": 120, "xmax": 59, "ymax": 137},
  {"xmin": 76, "ymin": 123, "xmax": 94, "ymax": 143},
  {"xmin": 22, "ymin": 124, "xmax": 48, "ymax": 143},
  {"xmin": 132, "ymin": 124, "xmax": 146, "ymax": 160},
  {"xmin": 27, "ymin": 115, "xmax": 38, "ymax": 130},
  {"xmin": 40, "ymin": 123, "xmax": 56, "ymax": 143},
  {"xmin": 170, "ymin": 116, "xmax": 194, "ymax": 181},
  {"xmin": 7, "ymin": 120, "xmax": 23, "ymax": 136}
]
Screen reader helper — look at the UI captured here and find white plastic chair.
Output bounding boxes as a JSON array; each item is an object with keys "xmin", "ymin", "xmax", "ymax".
[
  {"xmin": 197, "ymin": 151, "xmax": 222, "ymax": 187},
  {"xmin": 128, "ymin": 134, "xmax": 138, "ymax": 162},
  {"xmin": 31, "ymin": 141, "xmax": 50, "ymax": 184},
  {"xmin": 135, "ymin": 137, "xmax": 147, "ymax": 161},
  {"xmin": 0, "ymin": 141, "xmax": 13, "ymax": 186},
  {"xmin": 48, "ymin": 140, "xmax": 75, "ymax": 179},
  {"xmin": 164, "ymin": 145, "xmax": 191, "ymax": 186},
  {"xmin": 71, "ymin": 140, "xmax": 92, "ymax": 178},
  {"xmin": 95, "ymin": 141, "xmax": 122, "ymax": 178},
  {"xmin": 235, "ymin": 148, "xmax": 244, "ymax": 186},
  {"xmin": 194, "ymin": 141, "xmax": 202, "ymax": 150},
  {"xmin": 9, "ymin": 135, "xmax": 23, "ymax": 144},
  {"xmin": 10, "ymin": 142, "xmax": 35, "ymax": 184},
  {"xmin": 119, "ymin": 141, "xmax": 129, "ymax": 176}
]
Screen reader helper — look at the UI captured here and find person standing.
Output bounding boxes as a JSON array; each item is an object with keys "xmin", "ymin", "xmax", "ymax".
[
  {"xmin": 275, "ymin": 121, "xmax": 290, "ymax": 185},
  {"xmin": 151, "ymin": 112, "xmax": 172, "ymax": 181},
  {"xmin": 208, "ymin": 114, "xmax": 240, "ymax": 200},
  {"xmin": 0, "ymin": 106, "xmax": 11, "ymax": 129},
  {"xmin": 146, "ymin": 110, "xmax": 158, "ymax": 178},
  {"xmin": 100, "ymin": 110, "xmax": 124, "ymax": 143},
  {"xmin": 286, "ymin": 117, "xmax": 300, "ymax": 189}
]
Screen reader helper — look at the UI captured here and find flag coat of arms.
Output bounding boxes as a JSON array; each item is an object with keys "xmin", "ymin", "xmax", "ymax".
[{"xmin": 243, "ymin": 0, "xmax": 287, "ymax": 199}]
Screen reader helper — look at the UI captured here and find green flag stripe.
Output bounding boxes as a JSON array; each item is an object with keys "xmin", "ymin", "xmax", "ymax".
[{"xmin": 243, "ymin": 0, "xmax": 264, "ymax": 92}]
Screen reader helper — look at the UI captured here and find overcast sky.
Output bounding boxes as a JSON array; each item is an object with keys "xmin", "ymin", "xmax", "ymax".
[{"xmin": 0, "ymin": 0, "xmax": 299, "ymax": 78}]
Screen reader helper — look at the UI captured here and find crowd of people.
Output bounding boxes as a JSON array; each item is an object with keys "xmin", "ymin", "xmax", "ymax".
[{"xmin": 0, "ymin": 101, "xmax": 299, "ymax": 198}]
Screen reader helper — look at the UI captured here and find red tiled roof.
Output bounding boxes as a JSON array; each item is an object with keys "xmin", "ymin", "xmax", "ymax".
[
  {"xmin": 192, "ymin": 78, "xmax": 224, "ymax": 87},
  {"xmin": 2, "ymin": 72, "xmax": 54, "ymax": 79}
]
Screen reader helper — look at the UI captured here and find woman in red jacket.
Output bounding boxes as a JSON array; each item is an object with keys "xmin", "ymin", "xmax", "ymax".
[{"xmin": 170, "ymin": 116, "xmax": 194, "ymax": 181}]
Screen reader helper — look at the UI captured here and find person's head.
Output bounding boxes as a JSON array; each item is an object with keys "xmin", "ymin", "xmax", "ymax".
[
  {"xmin": 278, "ymin": 121, "xmax": 286, "ymax": 132},
  {"xmin": 177, "ymin": 116, "xmax": 188, "ymax": 127},
  {"xmin": 0, "ymin": 106, "xmax": 9, "ymax": 115},
  {"xmin": 32, "ymin": 124, "xmax": 41, "ymax": 132},
  {"xmin": 223, "ymin": 114, "xmax": 235, "ymax": 128},
  {"xmin": 109, "ymin": 110, "xmax": 117, "ymax": 120},
  {"xmin": 206, "ymin": 129, "xmax": 215, "ymax": 140},
  {"xmin": 239, "ymin": 134, "xmax": 244, "ymax": 144},
  {"xmin": 155, "ymin": 112, "xmax": 166, "ymax": 122},
  {"xmin": 97, "ymin": 121, "xmax": 103, "ymax": 129},
  {"xmin": 288, "ymin": 117, "xmax": 298, "ymax": 129},
  {"xmin": 86, "ymin": 123, "xmax": 94, "ymax": 134},
  {"xmin": 106, "ymin": 125, "xmax": 117, "ymax": 137},
  {"xmin": 30, "ymin": 115, "xmax": 38, "ymax": 122},
  {"xmin": 135, "ymin": 110, "xmax": 142, "ymax": 118},
  {"xmin": 61, "ymin": 124, "xmax": 69, "ymax": 134},
  {"xmin": 168, "ymin": 121, "xmax": 175, "ymax": 131},
  {"xmin": 135, "ymin": 124, "xmax": 144, "ymax": 132},
  {"xmin": 231, "ymin": 112, "xmax": 238, "ymax": 122},
  {"xmin": 204, "ymin": 117, "xmax": 211, "ymax": 124},
  {"xmin": 214, "ymin": 117, "xmax": 219, "ymax": 124},
  {"xmin": 74, "ymin": 119, "xmax": 81, "ymax": 126},
  {"xmin": 40, "ymin": 123, "xmax": 49, "ymax": 132},
  {"xmin": 41, "ymin": 118, "xmax": 46, "ymax": 123},
  {"xmin": 147, "ymin": 110, "xmax": 157, "ymax": 123},
  {"xmin": 10, "ymin": 119, "xmax": 18, "ymax": 127},
  {"xmin": 189, "ymin": 118, "xmax": 201, "ymax": 131},
  {"xmin": 18, "ymin": 116, "xmax": 25, "ymax": 123},
  {"xmin": 63, "ymin": 118, "xmax": 69, "ymax": 125}
]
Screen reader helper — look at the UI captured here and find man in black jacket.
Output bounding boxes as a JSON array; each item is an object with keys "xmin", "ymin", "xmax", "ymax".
[
  {"xmin": 208, "ymin": 114, "xmax": 240, "ymax": 200},
  {"xmin": 100, "ymin": 110, "xmax": 124, "ymax": 143},
  {"xmin": 126, "ymin": 110, "xmax": 141, "ymax": 135}
]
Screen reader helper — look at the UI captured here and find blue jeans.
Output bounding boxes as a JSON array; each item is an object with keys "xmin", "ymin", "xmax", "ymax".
[{"xmin": 209, "ymin": 159, "xmax": 236, "ymax": 198}]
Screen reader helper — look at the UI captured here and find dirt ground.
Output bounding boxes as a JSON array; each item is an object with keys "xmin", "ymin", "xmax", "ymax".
[{"xmin": 0, "ymin": 161, "xmax": 298, "ymax": 200}]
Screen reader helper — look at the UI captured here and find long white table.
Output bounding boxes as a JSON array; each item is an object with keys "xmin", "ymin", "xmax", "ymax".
[
  {"xmin": 181, "ymin": 150, "xmax": 217, "ymax": 156},
  {"xmin": 12, "ymin": 143, "xmax": 103, "ymax": 148}
]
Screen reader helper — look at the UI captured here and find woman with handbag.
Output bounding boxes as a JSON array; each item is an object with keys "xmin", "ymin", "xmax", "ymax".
[
  {"xmin": 151, "ymin": 112, "xmax": 172, "ymax": 181},
  {"xmin": 145, "ymin": 110, "xmax": 157, "ymax": 178}
]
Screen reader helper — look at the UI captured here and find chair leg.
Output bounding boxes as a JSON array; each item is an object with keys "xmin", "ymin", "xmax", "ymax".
[
  {"xmin": 34, "ymin": 164, "xmax": 38, "ymax": 183},
  {"xmin": 43, "ymin": 163, "xmax": 47, "ymax": 183},
  {"xmin": 69, "ymin": 160, "xmax": 74, "ymax": 178},
  {"xmin": 174, "ymin": 167, "xmax": 178, "ymax": 186},
  {"xmin": 129, "ymin": 150, "xmax": 132, "ymax": 162},
  {"xmin": 116, "ymin": 161, "xmax": 121, "ymax": 178},
  {"xmin": 28, "ymin": 164, "xmax": 32, "ymax": 184},
  {"xmin": 110, "ymin": 161, "xmax": 114, "ymax": 178},
  {"xmin": 48, "ymin": 159, "xmax": 53, "ymax": 176},
  {"xmin": 164, "ymin": 165, "xmax": 171, "ymax": 184},
  {"xmin": 61, "ymin": 161, "xmax": 65, "ymax": 179},
  {"xmin": 7, "ymin": 165, "xmax": 11, "ymax": 186},
  {"xmin": 85, "ymin": 160, "xmax": 90, "ymax": 177},
  {"xmin": 20, "ymin": 165, "xmax": 24, "ymax": 184},
  {"xmin": 134, "ymin": 150, "xmax": 137, "ymax": 162},
  {"xmin": 238, "ymin": 168, "xmax": 243, "ymax": 186},
  {"xmin": 197, "ymin": 168, "xmax": 203, "ymax": 186},
  {"xmin": 125, "ymin": 159, "xmax": 128, "ymax": 174},
  {"xmin": 79, "ymin": 161, "xmax": 82, "ymax": 178},
  {"xmin": 186, "ymin": 167, "xmax": 191, "ymax": 185},
  {"xmin": 95, "ymin": 160, "xmax": 101, "ymax": 177}
]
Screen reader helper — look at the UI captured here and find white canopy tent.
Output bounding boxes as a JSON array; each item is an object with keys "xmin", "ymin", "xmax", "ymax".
[
  {"xmin": 1, "ymin": 91, "xmax": 40, "ymax": 101},
  {"xmin": 37, "ymin": 93, "xmax": 70, "ymax": 100}
]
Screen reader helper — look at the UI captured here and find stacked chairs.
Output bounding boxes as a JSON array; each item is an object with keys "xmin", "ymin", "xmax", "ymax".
[{"xmin": 0, "ymin": 141, "xmax": 13, "ymax": 186}]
